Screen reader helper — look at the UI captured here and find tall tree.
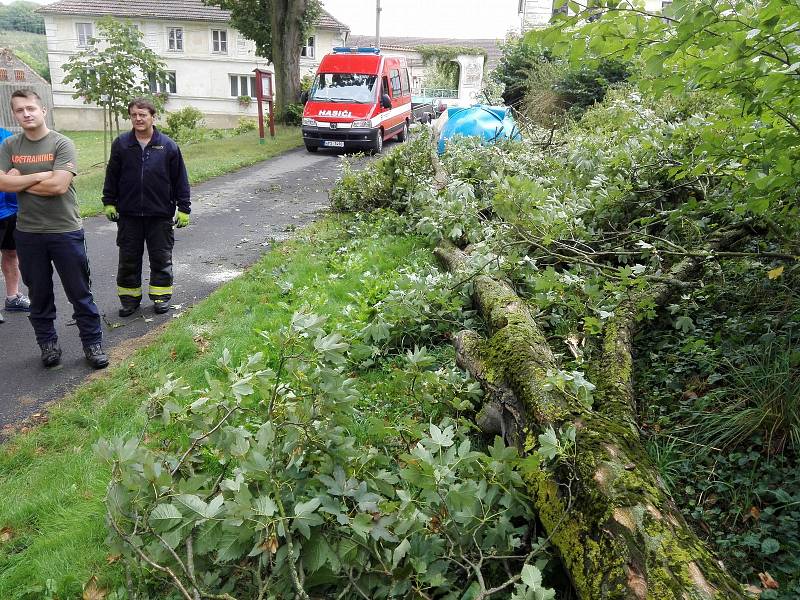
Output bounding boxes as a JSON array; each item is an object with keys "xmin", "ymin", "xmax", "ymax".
[
  {"xmin": 62, "ymin": 17, "xmax": 167, "ymax": 162},
  {"xmin": 205, "ymin": 0, "xmax": 321, "ymax": 121}
]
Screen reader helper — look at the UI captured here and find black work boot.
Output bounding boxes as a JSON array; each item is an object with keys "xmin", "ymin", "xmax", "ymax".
[
  {"xmin": 40, "ymin": 339, "xmax": 62, "ymax": 368},
  {"xmin": 153, "ymin": 296, "xmax": 171, "ymax": 314},
  {"xmin": 119, "ymin": 300, "xmax": 141, "ymax": 317},
  {"xmin": 84, "ymin": 343, "xmax": 109, "ymax": 369}
]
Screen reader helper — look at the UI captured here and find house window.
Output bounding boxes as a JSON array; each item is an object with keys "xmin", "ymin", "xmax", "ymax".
[
  {"xmin": 230, "ymin": 74, "xmax": 257, "ymax": 97},
  {"xmin": 168, "ymin": 27, "xmax": 183, "ymax": 51},
  {"xmin": 212, "ymin": 29, "xmax": 228, "ymax": 53},
  {"xmin": 76, "ymin": 22, "xmax": 93, "ymax": 47},
  {"xmin": 149, "ymin": 71, "xmax": 177, "ymax": 94},
  {"xmin": 0, "ymin": 69, "xmax": 7, "ymax": 81},
  {"xmin": 14, "ymin": 69, "xmax": 25, "ymax": 81},
  {"xmin": 301, "ymin": 36, "xmax": 315, "ymax": 58}
]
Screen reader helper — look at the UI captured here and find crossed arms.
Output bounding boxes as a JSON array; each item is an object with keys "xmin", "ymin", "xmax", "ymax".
[{"xmin": 0, "ymin": 168, "xmax": 74, "ymax": 196}]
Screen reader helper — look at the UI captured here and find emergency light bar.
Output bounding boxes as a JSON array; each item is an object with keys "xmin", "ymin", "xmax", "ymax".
[{"xmin": 332, "ymin": 46, "xmax": 381, "ymax": 54}]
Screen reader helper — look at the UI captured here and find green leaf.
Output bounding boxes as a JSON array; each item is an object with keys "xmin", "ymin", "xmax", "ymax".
[
  {"xmin": 294, "ymin": 497, "xmax": 322, "ymax": 517},
  {"xmin": 206, "ymin": 494, "xmax": 224, "ymax": 519},
  {"xmin": 253, "ymin": 495, "xmax": 278, "ymax": 517},
  {"xmin": 521, "ymin": 564, "xmax": 543, "ymax": 589},
  {"xmin": 231, "ymin": 379, "xmax": 254, "ymax": 397},
  {"xmin": 674, "ymin": 315, "xmax": 695, "ymax": 333},
  {"xmin": 761, "ymin": 538, "xmax": 780, "ymax": 555},
  {"xmin": 392, "ymin": 538, "xmax": 411, "ymax": 569},
  {"xmin": 256, "ymin": 422, "xmax": 275, "ymax": 447},
  {"xmin": 177, "ymin": 494, "xmax": 208, "ymax": 519},
  {"xmin": 149, "ymin": 504, "xmax": 183, "ymax": 528},
  {"xmin": 537, "ymin": 427, "xmax": 559, "ymax": 461},
  {"xmin": 302, "ymin": 535, "xmax": 333, "ymax": 573},
  {"xmin": 428, "ymin": 423, "xmax": 455, "ymax": 449}
]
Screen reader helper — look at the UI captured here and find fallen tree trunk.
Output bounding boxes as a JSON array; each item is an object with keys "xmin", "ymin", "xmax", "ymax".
[{"xmin": 435, "ymin": 240, "xmax": 748, "ymax": 600}]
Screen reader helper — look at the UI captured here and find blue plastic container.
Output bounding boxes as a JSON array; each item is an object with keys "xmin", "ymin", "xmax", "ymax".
[{"xmin": 437, "ymin": 105, "xmax": 521, "ymax": 154}]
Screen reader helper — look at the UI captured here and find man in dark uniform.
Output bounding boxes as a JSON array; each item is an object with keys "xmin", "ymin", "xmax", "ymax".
[{"xmin": 102, "ymin": 98, "xmax": 191, "ymax": 317}]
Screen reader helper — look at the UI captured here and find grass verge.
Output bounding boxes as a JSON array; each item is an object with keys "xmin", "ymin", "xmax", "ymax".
[
  {"xmin": 0, "ymin": 214, "xmax": 431, "ymax": 599},
  {"xmin": 69, "ymin": 126, "xmax": 303, "ymax": 216}
]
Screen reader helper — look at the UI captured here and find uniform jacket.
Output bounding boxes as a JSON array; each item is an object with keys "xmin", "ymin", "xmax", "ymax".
[{"xmin": 102, "ymin": 127, "xmax": 190, "ymax": 218}]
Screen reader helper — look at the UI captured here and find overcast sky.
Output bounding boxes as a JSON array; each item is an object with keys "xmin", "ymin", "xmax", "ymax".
[{"xmin": 323, "ymin": 0, "xmax": 520, "ymax": 39}]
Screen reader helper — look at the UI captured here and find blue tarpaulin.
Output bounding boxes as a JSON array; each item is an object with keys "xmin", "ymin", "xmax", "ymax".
[{"xmin": 437, "ymin": 105, "xmax": 522, "ymax": 154}]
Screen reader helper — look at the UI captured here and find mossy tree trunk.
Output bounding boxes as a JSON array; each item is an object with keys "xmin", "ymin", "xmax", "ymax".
[{"xmin": 435, "ymin": 240, "xmax": 748, "ymax": 600}]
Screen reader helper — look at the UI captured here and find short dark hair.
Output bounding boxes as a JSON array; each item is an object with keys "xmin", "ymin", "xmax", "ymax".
[
  {"xmin": 128, "ymin": 98, "xmax": 156, "ymax": 116},
  {"xmin": 10, "ymin": 89, "xmax": 43, "ymax": 107}
]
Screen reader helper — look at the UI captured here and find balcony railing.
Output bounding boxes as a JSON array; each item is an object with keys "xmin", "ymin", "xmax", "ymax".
[{"xmin": 418, "ymin": 88, "xmax": 458, "ymax": 99}]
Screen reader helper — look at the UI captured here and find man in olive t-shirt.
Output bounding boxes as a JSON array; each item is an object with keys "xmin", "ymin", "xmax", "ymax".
[{"xmin": 0, "ymin": 89, "xmax": 107, "ymax": 369}]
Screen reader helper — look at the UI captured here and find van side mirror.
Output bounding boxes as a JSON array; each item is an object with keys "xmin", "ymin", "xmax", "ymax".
[
  {"xmin": 300, "ymin": 90, "xmax": 309, "ymax": 104},
  {"xmin": 380, "ymin": 94, "xmax": 392, "ymax": 109}
]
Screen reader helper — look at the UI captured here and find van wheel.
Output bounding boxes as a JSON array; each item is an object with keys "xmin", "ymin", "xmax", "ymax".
[
  {"xmin": 371, "ymin": 130, "xmax": 383, "ymax": 154},
  {"xmin": 305, "ymin": 144, "xmax": 318, "ymax": 153},
  {"xmin": 397, "ymin": 120, "xmax": 409, "ymax": 142}
]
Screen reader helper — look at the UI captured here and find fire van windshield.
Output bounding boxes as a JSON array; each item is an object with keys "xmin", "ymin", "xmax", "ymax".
[{"xmin": 309, "ymin": 73, "xmax": 378, "ymax": 104}]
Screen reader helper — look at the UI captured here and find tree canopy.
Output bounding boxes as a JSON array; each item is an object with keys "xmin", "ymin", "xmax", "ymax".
[{"xmin": 0, "ymin": 1, "xmax": 45, "ymax": 34}]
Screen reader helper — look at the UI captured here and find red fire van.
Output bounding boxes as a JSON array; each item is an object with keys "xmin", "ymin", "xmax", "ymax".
[{"xmin": 301, "ymin": 47, "xmax": 412, "ymax": 154}]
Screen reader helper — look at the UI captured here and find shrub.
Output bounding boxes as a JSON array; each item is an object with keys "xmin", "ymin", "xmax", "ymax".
[
  {"xmin": 283, "ymin": 102, "xmax": 304, "ymax": 126},
  {"xmin": 493, "ymin": 36, "xmax": 552, "ymax": 108},
  {"xmin": 165, "ymin": 105, "xmax": 205, "ymax": 132},
  {"xmin": 233, "ymin": 117, "xmax": 257, "ymax": 135},
  {"xmin": 330, "ymin": 129, "xmax": 435, "ymax": 213}
]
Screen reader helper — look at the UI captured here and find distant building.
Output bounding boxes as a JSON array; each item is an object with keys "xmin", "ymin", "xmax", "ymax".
[
  {"xmin": 0, "ymin": 47, "xmax": 55, "ymax": 131},
  {"xmin": 348, "ymin": 35, "xmax": 501, "ymax": 106},
  {"xmin": 518, "ymin": 0, "xmax": 666, "ymax": 30},
  {"xmin": 37, "ymin": 0, "xmax": 349, "ymax": 130}
]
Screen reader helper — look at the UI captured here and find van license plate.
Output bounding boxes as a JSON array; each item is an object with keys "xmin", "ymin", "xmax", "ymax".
[{"xmin": 323, "ymin": 141, "xmax": 345, "ymax": 147}]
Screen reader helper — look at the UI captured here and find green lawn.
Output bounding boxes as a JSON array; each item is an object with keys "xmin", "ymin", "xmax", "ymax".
[
  {"xmin": 69, "ymin": 126, "xmax": 304, "ymax": 216},
  {"xmin": 0, "ymin": 216, "xmax": 431, "ymax": 599}
]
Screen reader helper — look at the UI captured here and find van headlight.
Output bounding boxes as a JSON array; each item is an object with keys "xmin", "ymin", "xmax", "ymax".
[
  {"xmin": 351, "ymin": 119, "xmax": 371, "ymax": 128},
  {"xmin": 302, "ymin": 117, "xmax": 317, "ymax": 126}
]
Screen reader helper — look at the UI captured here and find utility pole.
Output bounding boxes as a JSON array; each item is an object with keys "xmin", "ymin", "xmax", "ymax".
[{"xmin": 376, "ymin": 0, "xmax": 382, "ymax": 49}]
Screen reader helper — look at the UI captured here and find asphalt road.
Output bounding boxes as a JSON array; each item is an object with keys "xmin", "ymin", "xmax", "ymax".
[{"xmin": 0, "ymin": 145, "xmax": 353, "ymax": 429}]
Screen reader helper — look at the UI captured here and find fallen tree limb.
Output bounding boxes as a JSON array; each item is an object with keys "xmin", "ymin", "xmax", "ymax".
[{"xmin": 435, "ymin": 239, "xmax": 748, "ymax": 600}]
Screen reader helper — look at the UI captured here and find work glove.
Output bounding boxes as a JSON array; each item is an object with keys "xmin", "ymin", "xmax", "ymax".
[
  {"xmin": 104, "ymin": 205, "xmax": 119, "ymax": 222},
  {"xmin": 175, "ymin": 211, "xmax": 190, "ymax": 228}
]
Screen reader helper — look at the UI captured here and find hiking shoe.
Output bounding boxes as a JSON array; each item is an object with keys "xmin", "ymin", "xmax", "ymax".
[
  {"xmin": 5, "ymin": 293, "xmax": 31, "ymax": 312},
  {"xmin": 40, "ymin": 340, "xmax": 62, "ymax": 368},
  {"xmin": 84, "ymin": 343, "xmax": 109, "ymax": 369},
  {"xmin": 153, "ymin": 300, "xmax": 170, "ymax": 314},
  {"xmin": 0, "ymin": 311, "xmax": 4, "ymax": 324},
  {"xmin": 119, "ymin": 303, "xmax": 140, "ymax": 317}
]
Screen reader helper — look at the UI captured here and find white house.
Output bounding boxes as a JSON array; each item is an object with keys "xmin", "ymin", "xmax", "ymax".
[
  {"xmin": 519, "ymin": 0, "xmax": 667, "ymax": 30},
  {"xmin": 37, "ymin": 0, "xmax": 349, "ymax": 129}
]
